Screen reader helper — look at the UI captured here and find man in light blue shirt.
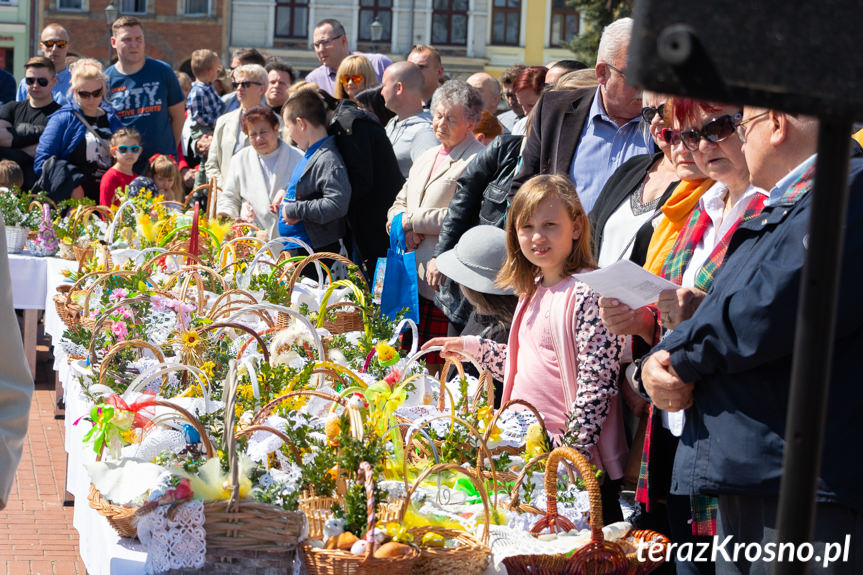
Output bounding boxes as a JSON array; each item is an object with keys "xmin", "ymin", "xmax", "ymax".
[
  {"xmin": 16, "ymin": 24, "xmax": 71, "ymax": 106},
  {"xmin": 510, "ymin": 17, "xmax": 652, "ymax": 214},
  {"xmin": 569, "ymin": 80, "xmax": 650, "ymax": 213},
  {"xmin": 305, "ymin": 19, "xmax": 391, "ymax": 96}
]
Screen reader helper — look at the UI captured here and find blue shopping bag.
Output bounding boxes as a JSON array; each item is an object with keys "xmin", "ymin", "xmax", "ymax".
[{"xmin": 373, "ymin": 213, "xmax": 419, "ymax": 323}]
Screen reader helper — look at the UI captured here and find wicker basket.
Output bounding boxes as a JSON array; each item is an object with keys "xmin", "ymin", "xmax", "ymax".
[
  {"xmin": 89, "ymin": 399, "xmax": 215, "ymax": 538},
  {"xmin": 53, "ymin": 284, "xmax": 82, "ymax": 329},
  {"xmin": 5, "ymin": 225, "xmax": 27, "ymax": 253},
  {"xmin": 502, "ymin": 446, "xmax": 669, "ymax": 575},
  {"xmin": 148, "ymin": 362, "xmax": 305, "ymax": 572},
  {"xmin": 302, "ymin": 462, "xmax": 420, "ymax": 575},
  {"xmin": 400, "ymin": 463, "xmax": 491, "ymax": 575}
]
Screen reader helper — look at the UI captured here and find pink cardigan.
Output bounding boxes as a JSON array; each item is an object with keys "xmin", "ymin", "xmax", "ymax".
[{"xmin": 466, "ymin": 277, "xmax": 628, "ymax": 480}]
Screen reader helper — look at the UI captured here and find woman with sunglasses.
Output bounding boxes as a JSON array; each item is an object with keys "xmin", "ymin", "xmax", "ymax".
[
  {"xmin": 602, "ymin": 99, "xmax": 769, "ymax": 575},
  {"xmin": 204, "ymin": 63, "xmax": 268, "ymax": 189},
  {"xmin": 334, "ymin": 55, "xmax": 378, "ymax": 102},
  {"xmin": 34, "ymin": 58, "xmax": 124, "ymax": 202},
  {"xmin": 591, "ymin": 92, "xmax": 681, "ymax": 267}
]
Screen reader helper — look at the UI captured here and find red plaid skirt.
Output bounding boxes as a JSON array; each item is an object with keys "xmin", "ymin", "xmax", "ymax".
[{"xmin": 417, "ymin": 296, "xmax": 449, "ymax": 364}]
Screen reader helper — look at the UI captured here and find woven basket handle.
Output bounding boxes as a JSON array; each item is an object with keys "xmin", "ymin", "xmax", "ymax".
[
  {"xmin": 437, "ymin": 357, "xmax": 467, "ymax": 412},
  {"xmin": 198, "ymin": 322, "xmax": 271, "ymax": 365},
  {"xmin": 400, "ymin": 462, "xmax": 492, "ymax": 545},
  {"xmin": 136, "ymin": 250, "xmax": 203, "ymax": 274},
  {"xmin": 252, "ymin": 388, "xmax": 347, "ymax": 426},
  {"xmin": 484, "ymin": 399, "xmax": 549, "ymax": 448},
  {"xmin": 87, "ymin": 294, "xmax": 153, "ymax": 364},
  {"xmin": 150, "ymin": 399, "xmax": 215, "ymax": 458},
  {"xmin": 97, "ymin": 338, "xmax": 167, "ymax": 388},
  {"xmin": 207, "ymin": 288, "xmax": 259, "ymax": 321},
  {"xmin": 358, "ymin": 461, "xmax": 379, "ymax": 562},
  {"xmin": 401, "ymin": 413, "xmax": 496, "ymax": 507},
  {"xmin": 235, "ymin": 424, "xmax": 302, "ymax": 465},
  {"xmin": 286, "ymin": 252, "xmax": 366, "ymax": 293},
  {"xmin": 531, "ymin": 446, "xmax": 604, "ymax": 542},
  {"xmin": 81, "ymin": 270, "xmax": 140, "ymax": 320},
  {"xmin": 223, "ymin": 360, "xmax": 241, "ymax": 510}
]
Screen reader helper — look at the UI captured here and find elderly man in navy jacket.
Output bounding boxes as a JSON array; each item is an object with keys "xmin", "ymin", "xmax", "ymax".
[{"xmin": 640, "ymin": 109, "xmax": 863, "ymax": 573}]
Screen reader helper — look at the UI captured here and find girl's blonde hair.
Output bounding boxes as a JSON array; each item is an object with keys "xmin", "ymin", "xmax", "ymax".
[
  {"xmin": 70, "ymin": 58, "xmax": 107, "ymax": 102},
  {"xmin": 334, "ymin": 55, "xmax": 377, "ymax": 100},
  {"xmin": 147, "ymin": 154, "xmax": 184, "ymax": 202},
  {"xmin": 110, "ymin": 127, "xmax": 141, "ymax": 148},
  {"xmin": 497, "ymin": 174, "xmax": 594, "ymax": 296}
]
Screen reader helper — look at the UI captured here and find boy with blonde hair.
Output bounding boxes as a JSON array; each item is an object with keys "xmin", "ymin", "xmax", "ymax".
[{"xmin": 187, "ymin": 49, "xmax": 221, "ymax": 135}]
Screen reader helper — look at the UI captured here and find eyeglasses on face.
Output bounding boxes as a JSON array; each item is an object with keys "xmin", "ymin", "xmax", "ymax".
[
  {"xmin": 606, "ymin": 63, "xmax": 626, "ymax": 79},
  {"xmin": 76, "ymin": 87, "xmax": 103, "ymax": 99},
  {"xmin": 339, "ymin": 74, "xmax": 363, "ymax": 86},
  {"xmin": 313, "ymin": 34, "xmax": 343, "ymax": 49},
  {"xmin": 641, "ymin": 103, "xmax": 665, "ymax": 124},
  {"xmin": 232, "ymin": 80, "xmax": 262, "ymax": 89},
  {"xmin": 25, "ymin": 77, "xmax": 50, "ymax": 87},
  {"xmin": 113, "ymin": 145, "xmax": 141, "ymax": 154},
  {"xmin": 41, "ymin": 40, "xmax": 67, "ymax": 49},
  {"xmin": 736, "ymin": 111, "xmax": 770, "ymax": 143},
  {"xmin": 678, "ymin": 113, "xmax": 742, "ymax": 151}
]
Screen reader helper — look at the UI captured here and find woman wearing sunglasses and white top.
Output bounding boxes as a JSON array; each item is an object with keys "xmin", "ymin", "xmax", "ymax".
[
  {"xmin": 205, "ymin": 64, "xmax": 269, "ymax": 188},
  {"xmin": 34, "ymin": 58, "xmax": 124, "ymax": 202}
]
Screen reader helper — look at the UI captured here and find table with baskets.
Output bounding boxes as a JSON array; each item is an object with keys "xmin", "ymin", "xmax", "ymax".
[{"xmin": 41, "ymin": 245, "xmax": 670, "ymax": 575}]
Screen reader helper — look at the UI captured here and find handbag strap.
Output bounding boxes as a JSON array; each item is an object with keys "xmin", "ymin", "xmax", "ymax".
[
  {"xmin": 72, "ymin": 110, "xmax": 107, "ymax": 141},
  {"xmin": 390, "ymin": 212, "xmax": 407, "ymax": 253}
]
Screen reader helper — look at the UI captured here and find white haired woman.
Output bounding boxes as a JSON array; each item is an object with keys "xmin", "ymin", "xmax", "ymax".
[
  {"xmin": 386, "ymin": 79, "xmax": 485, "ymax": 371},
  {"xmin": 204, "ymin": 63, "xmax": 268, "ymax": 187}
]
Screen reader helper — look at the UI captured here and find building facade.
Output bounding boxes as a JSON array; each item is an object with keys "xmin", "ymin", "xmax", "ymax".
[
  {"xmin": 0, "ymin": 0, "xmax": 32, "ymax": 79},
  {"xmin": 38, "ymin": 0, "xmax": 228, "ymax": 68},
  {"xmin": 230, "ymin": 0, "xmax": 582, "ymax": 76}
]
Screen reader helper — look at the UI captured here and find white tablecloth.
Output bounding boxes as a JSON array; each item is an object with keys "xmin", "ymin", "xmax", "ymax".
[{"xmin": 7, "ymin": 252, "xmax": 49, "ymax": 309}]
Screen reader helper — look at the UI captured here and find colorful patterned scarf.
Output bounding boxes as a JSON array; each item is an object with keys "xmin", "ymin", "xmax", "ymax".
[{"xmin": 636, "ymin": 190, "xmax": 775, "ymax": 535}]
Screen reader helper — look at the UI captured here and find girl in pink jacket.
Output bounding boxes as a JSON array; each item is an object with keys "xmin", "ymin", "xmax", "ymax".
[{"xmin": 425, "ymin": 174, "xmax": 627, "ymax": 523}]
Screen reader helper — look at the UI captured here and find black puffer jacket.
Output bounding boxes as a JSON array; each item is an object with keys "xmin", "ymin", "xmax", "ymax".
[
  {"xmin": 433, "ymin": 134, "xmax": 523, "ymax": 327},
  {"xmin": 329, "ymin": 100, "xmax": 405, "ymax": 279}
]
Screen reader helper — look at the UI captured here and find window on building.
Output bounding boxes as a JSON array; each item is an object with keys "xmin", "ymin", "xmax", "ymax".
[
  {"xmin": 550, "ymin": 0, "xmax": 578, "ymax": 47},
  {"xmin": 184, "ymin": 0, "xmax": 210, "ymax": 16},
  {"xmin": 57, "ymin": 0, "xmax": 82, "ymax": 9},
  {"xmin": 491, "ymin": 0, "xmax": 519, "ymax": 45},
  {"xmin": 120, "ymin": 0, "xmax": 146, "ymax": 14},
  {"xmin": 432, "ymin": 0, "xmax": 468, "ymax": 46},
  {"xmin": 358, "ymin": 0, "xmax": 392, "ymax": 42},
  {"xmin": 275, "ymin": 0, "xmax": 308, "ymax": 39}
]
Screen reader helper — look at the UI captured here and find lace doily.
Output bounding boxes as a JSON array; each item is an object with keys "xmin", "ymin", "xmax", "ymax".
[
  {"xmin": 246, "ymin": 415, "xmax": 289, "ymax": 463},
  {"xmin": 125, "ymin": 428, "xmax": 186, "ymax": 461},
  {"xmin": 143, "ymin": 308, "xmax": 180, "ymax": 346},
  {"xmin": 137, "ymin": 500, "xmax": 206, "ymax": 574}
]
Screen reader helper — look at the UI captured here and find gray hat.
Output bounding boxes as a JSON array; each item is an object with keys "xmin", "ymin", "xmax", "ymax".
[{"xmin": 436, "ymin": 225, "xmax": 514, "ymax": 295}]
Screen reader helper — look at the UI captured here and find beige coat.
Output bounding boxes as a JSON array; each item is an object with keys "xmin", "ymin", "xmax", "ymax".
[
  {"xmin": 386, "ymin": 136, "xmax": 486, "ymax": 300},
  {"xmin": 0, "ymin": 220, "xmax": 33, "ymax": 509}
]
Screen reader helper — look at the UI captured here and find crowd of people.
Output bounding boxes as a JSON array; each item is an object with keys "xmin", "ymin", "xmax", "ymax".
[{"xmin": 1, "ymin": 11, "xmax": 863, "ymax": 575}]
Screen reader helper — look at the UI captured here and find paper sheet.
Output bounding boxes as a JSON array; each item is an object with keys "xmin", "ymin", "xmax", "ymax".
[{"xmin": 573, "ymin": 260, "xmax": 678, "ymax": 308}]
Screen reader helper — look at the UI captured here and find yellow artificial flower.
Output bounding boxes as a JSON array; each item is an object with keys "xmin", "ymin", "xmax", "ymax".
[
  {"xmin": 324, "ymin": 414, "xmax": 340, "ymax": 446},
  {"xmin": 136, "ymin": 213, "xmax": 156, "ymax": 243},
  {"xmin": 524, "ymin": 423, "xmax": 548, "ymax": 461},
  {"xmin": 206, "ymin": 218, "xmax": 232, "ymax": 244}
]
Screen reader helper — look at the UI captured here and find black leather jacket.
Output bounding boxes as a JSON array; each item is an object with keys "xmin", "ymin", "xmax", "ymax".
[{"xmin": 434, "ymin": 134, "xmax": 523, "ymax": 327}]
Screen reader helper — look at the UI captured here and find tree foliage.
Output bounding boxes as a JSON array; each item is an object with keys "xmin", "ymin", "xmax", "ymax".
[{"xmin": 565, "ymin": 0, "xmax": 633, "ymax": 64}]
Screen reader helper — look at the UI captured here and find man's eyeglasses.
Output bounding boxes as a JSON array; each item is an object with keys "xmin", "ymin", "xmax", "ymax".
[
  {"xmin": 641, "ymin": 104, "xmax": 665, "ymax": 124},
  {"xmin": 313, "ymin": 34, "xmax": 343, "ymax": 49},
  {"xmin": 606, "ymin": 63, "xmax": 626, "ymax": 79},
  {"xmin": 76, "ymin": 87, "xmax": 103, "ymax": 99},
  {"xmin": 25, "ymin": 77, "xmax": 50, "ymax": 87},
  {"xmin": 113, "ymin": 145, "xmax": 141, "ymax": 154},
  {"xmin": 41, "ymin": 40, "xmax": 67, "ymax": 49},
  {"xmin": 677, "ymin": 113, "xmax": 742, "ymax": 151},
  {"xmin": 736, "ymin": 111, "xmax": 770, "ymax": 143},
  {"xmin": 339, "ymin": 74, "xmax": 363, "ymax": 86},
  {"xmin": 232, "ymin": 80, "xmax": 262, "ymax": 89}
]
